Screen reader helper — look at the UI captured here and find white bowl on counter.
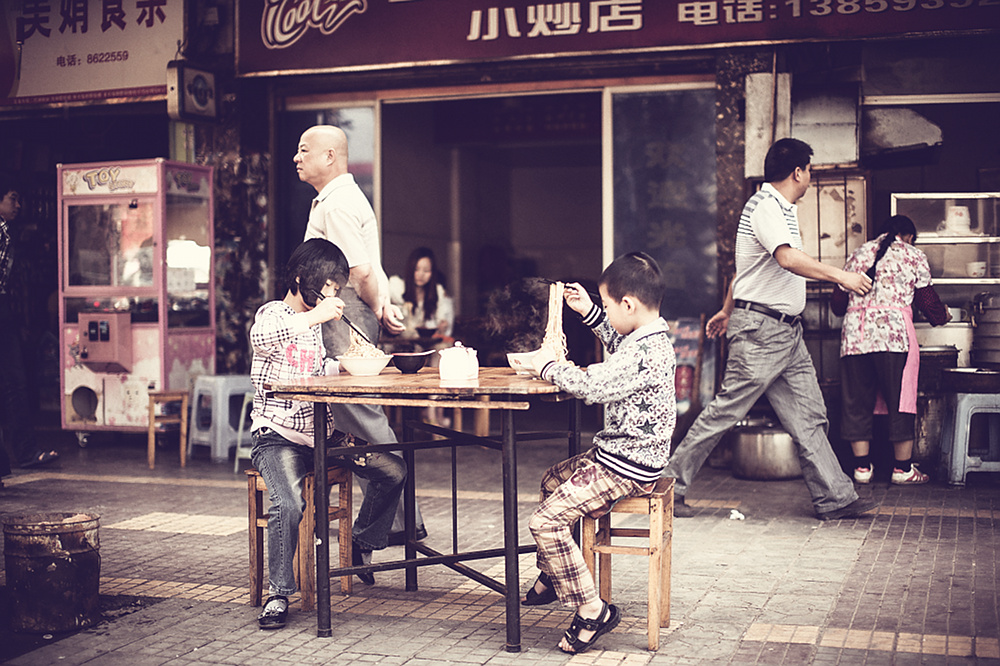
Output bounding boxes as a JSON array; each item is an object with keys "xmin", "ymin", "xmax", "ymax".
[
  {"xmin": 506, "ymin": 350, "xmax": 540, "ymax": 375},
  {"xmin": 336, "ymin": 354, "xmax": 391, "ymax": 376}
]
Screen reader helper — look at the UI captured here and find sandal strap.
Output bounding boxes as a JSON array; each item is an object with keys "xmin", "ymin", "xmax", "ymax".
[{"xmin": 566, "ymin": 601, "xmax": 608, "ymax": 634}]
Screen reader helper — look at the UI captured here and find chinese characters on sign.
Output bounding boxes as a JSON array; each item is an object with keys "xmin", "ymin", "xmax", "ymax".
[
  {"xmin": 16, "ymin": 0, "xmax": 168, "ymax": 41},
  {"xmin": 1, "ymin": 0, "xmax": 181, "ymax": 104},
  {"xmin": 466, "ymin": 0, "xmax": 643, "ymax": 41},
  {"xmin": 237, "ymin": 0, "xmax": 997, "ymax": 77},
  {"xmin": 677, "ymin": 0, "xmax": 999, "ymax": 27}
]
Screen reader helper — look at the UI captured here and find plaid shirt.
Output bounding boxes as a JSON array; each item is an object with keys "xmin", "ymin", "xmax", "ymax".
[
  {"xmin": 249, "ymin": 300, "xmax": 336, "ymax": 447},
  {"xmin": 0, "ymin": 216, "xmax": 12, "ymax": 294}
]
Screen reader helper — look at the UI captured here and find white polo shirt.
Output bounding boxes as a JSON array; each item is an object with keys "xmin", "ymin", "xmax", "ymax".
[
  {"xmin": 304, "ymin": 173, "xmax": 389, "ymax": 302},
  {"xmin": 732, "ymin": 182, "xmax": 806, "ymax": 316}
]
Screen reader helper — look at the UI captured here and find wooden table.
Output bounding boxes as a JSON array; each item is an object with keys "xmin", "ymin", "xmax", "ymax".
[{"xmin": 266, "ymin": 366, "xmax": 581, "ymax": 652}]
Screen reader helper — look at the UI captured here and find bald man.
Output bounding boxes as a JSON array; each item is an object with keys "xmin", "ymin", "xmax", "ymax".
[{"xmin": 296, "ymin": 125, "xmax": 427, "ymax": 548}]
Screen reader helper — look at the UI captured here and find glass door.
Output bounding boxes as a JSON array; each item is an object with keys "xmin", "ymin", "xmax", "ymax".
[{"xmin": 604, "ymin": 83, "xmax": 718, "ymax": 320}]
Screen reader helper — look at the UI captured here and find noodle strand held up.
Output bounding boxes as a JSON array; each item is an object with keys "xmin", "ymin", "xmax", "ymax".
[{"xmin": 541, "ymin": 281, "xmax": 568, "ymax": 363}]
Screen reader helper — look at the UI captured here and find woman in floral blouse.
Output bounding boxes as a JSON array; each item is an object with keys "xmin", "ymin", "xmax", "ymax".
[{"xmin": 832, "ymin": 215, "xmax": 949, "ymax": 485}]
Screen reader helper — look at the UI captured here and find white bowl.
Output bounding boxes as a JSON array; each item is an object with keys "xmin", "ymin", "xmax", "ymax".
[
  {"xmin": 507, "ymin": 350, "xmax": 540, "ymax": 375},
  {"xmin": 337, "ymin": 354, "xmax": 391, "ymax": 377}
]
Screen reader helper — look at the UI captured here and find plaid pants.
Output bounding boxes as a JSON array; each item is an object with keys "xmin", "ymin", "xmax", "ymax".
[{"xmin": 528, "ymin": 449, "xmax": 651, "ymax": 608}]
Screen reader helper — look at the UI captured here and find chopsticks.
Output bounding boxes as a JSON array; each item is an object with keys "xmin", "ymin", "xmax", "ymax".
[
  {"xmin": 310, "ymin": 289, "xmax": 376, "ymax": 346},
  {"xmin": 538, "ymin": 278, "xmax": 601, "ymax": 302}
]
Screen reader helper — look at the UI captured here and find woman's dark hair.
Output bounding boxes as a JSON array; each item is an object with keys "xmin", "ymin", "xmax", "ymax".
[
  {"xmin": 284, "ymin": 238, "xmax": 349, "ymax": 307},
  {"xmin": 600, "ymin": 251, "xmax": 665, "ymax": 310},
  {"xmin": 763, "ymin": 138, "xmax": 813, "ymax": 182},
  {"xmin": 403, "ymin": 246, "xmax": 440, "ymax": 321},
  {"xmin": 866, "ymin": 215, "xmax": 918, "ymax": 281}
]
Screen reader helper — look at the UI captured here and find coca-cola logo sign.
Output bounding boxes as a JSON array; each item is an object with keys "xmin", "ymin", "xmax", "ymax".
[{"xmin": 261, "ymin": 0, "xmax": 367, "ymax": 50}]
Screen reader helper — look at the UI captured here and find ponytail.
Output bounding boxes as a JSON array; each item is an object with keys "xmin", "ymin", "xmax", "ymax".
[{"xmin": 866, "ymin": 215, "xmax": 917, "ymax": 281}]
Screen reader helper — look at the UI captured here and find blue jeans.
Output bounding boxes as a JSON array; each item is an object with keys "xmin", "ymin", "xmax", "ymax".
[
  {"xmin": 250, "ymin": 427, "xmax": 406, "ymax": 596},
  {"xmin": 666, "ymin": 308, "xmax": 858, "ymax": 515}
]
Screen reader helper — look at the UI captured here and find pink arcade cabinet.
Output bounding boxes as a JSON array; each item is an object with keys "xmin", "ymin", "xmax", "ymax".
[{"xmin": 57, "ymin": 159, "xmax": 215, "ymax": 445}]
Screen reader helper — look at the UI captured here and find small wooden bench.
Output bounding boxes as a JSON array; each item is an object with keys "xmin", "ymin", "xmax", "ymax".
[
  {"xmin": 147, "ymin": 391, "xmax": 189, "ymax": 470},
  {"xmin": 582, "ymin": 476, "xmax": 673, "ymax": 650},
  {"xmin": 247, "ymin": 466, "xmax": 353, "ymax": 610}
]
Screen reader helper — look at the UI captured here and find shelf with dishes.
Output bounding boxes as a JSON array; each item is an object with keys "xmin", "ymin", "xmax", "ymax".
[{"xmin": 892, "ymin": 192, "xmax": 1000, "ymax": 283}]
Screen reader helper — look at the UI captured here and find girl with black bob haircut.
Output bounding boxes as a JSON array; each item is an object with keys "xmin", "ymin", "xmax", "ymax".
[{"xmin": 285, "ymin": 237, "xmax": 350, "ymax": 308}]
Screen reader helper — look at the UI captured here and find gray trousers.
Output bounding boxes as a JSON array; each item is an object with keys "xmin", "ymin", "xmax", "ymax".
[
  {"xmin": 323, "ymin": 286, "xmax": 425, "ymax": 533},
  {"xmin": 665, "ymin": 308, "xmax": 858, "ymax": 515}
]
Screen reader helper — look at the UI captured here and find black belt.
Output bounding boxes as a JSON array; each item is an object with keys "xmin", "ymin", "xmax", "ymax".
[{"xmin": 734, "ymin": 299, "xmax": 802, "ymax": 327}]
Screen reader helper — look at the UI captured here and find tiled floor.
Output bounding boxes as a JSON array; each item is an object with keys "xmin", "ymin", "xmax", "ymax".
[{"xmin": 2, "ymin": 422, "xmax": 999, "ymax": 664}]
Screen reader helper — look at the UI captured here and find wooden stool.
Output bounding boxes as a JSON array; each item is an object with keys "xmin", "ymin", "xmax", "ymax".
[
  {"xmin": 247, "ymin": 467, "xmax": 353, "ymax": 610},
  {"xmin": 582, "ymin": 476, "xmax": 673, "ymax": 651},
  {"xmin": 147, "ymin": 390, "xmax": 189, "ymax": 470}
]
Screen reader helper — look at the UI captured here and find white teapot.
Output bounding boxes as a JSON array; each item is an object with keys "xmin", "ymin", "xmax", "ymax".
[{"xmin": 438, "ymin": 342, "xmax": 479, "ymax": 383}]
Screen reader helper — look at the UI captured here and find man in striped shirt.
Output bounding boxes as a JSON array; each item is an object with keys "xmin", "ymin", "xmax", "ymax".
[{"xmin": 667, "ymin": 138, "xmax": 878, "ymax": 521}]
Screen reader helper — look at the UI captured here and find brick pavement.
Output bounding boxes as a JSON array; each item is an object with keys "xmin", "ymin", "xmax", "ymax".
[{"xmin": 1, "ymin": 423, "xmax": 999, "ymax": 665}]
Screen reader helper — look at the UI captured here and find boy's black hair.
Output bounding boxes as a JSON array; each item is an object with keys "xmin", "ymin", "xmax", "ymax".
[
  {"xmin": 284, "ymin": 238, "xmax": 349, "ymax": 307},
  {"xmin": 599, "ymin": 251, "xmax": 664, "ymax": 310},
  {"xmin": 0, "ymin": 175, "xmax": 19, "ymax": 199},
  {"xmin": 763, "ymin": 138, "xmax": 813, "ymax": 183}
]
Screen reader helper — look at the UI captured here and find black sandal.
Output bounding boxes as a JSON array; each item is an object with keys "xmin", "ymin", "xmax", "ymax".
[
  {"xmin": 19, "ymin": 450, "xmax": 59, "ymax": 469},
  {"xmin": 560, "ymin": 601, "xmax": 621, "ymax": 654},
  {"xmin": 523, "ymin": 571, "xmax": 557, "ymax": 606}
]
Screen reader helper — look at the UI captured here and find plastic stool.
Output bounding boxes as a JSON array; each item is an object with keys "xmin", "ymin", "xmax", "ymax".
[
  {"xmin": 940, "ymin": 392, "xmax": 1000, "ymax": 486},
  {"xmin": 234, "ymin": 391, "xmax": 255, "ymax": 473},
  {"xmin": 581, "ymin": 476, "xmax": 673, "ymax": 651},
  {"xmin": 147, "ymin": 391, "xmax": 189, "ymax": 470},
  {"xmin": 188, "ymin": 375, "xmax": 254, "ymax": 462}
]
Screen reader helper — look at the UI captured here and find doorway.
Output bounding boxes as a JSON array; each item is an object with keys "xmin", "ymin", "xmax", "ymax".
[
  {"xmin": 276, "ymin": 83, "xmax": 718, "ymax": 352},
  {"xmin": 380, "ymin": 93, "xmax": 604, "ymax": 322}
]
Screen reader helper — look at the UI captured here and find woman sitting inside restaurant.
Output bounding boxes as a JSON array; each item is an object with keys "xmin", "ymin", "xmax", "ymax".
[{"xmin": 388, "ymin": 246, "xmax": 454, "ymax": 342}]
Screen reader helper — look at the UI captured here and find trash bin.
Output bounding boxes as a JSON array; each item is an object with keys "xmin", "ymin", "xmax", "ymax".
[{"xmin": 3, "ymin": 512, "xmax": 101, "ymax": 633}]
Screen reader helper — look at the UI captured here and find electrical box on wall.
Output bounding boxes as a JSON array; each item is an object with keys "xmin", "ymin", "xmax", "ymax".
[
  {"xmin": 167, "ymin": 60, "xmax": 218, "ymax": 122},
  {"xmin": 78, "ymin": 311, "xmax": 133, "ymax": 373}
]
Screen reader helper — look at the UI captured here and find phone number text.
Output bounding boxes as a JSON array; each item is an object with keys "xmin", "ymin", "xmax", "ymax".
[
  {"xmin": 679, "ymin": 0, "xmax": 998, "ymax": 25},
  {"xmin": 57, "ymin": 51, "xmax": 130, "ymax": 67}
]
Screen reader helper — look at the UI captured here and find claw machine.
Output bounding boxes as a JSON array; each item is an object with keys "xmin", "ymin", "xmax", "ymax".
[{"xmin": 57, "ymin": 159, "xmax": 215, "ymax": 445}]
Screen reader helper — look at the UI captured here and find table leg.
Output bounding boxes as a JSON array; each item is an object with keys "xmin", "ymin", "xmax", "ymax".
[
  {"xmin": 314, "ymin": 402, "xmax": 332, "ymax": 638},
  {"xmin": 403, "ymin": 409, "xmax": 418, "ymax": 591},
  {"xmin": 501, "ymin": 408, "xmax": 521, "ymax": 653},
  {"xmin": 569, "ymin": 398, "xmax": 582, "ymax": 458},
  {"xmin": 570, "ymin": 398, "xmax": 582, "ymax": 546}
]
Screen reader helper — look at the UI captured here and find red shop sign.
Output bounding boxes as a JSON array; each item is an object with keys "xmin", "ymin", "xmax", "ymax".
[{"xmin": 236, "ymin": 0, "xmax": 999, "ymax": 77}]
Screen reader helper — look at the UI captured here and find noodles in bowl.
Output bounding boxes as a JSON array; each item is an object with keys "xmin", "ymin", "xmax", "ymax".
[{"xmin": 338, "ymin": 328, "xmax": 390, "ymax": 376}]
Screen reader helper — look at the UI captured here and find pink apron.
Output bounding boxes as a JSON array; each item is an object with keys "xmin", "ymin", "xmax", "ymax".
[{"xmin": 847, "ymin": 305, "xmax": 918, "ymax": 415}]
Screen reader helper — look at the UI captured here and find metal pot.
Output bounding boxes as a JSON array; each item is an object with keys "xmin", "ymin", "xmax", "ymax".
[
  {"xmin": 914, "ymin": 323, "xmax": 973, "ymax": 367},
  {"xmin": 731, "ymin": 426, "xmax": 803, "ymax": 481},
  {"xmin": 972, "ymin": 292, "xmax": 1000, "ymax": 368},
  {"xmin": 940, "ymin": 367, "xmax": 1000, "ymax": 394},
  {"xmin": 918, "ymin": 345, "xmax": 958, "ymax": 393}
]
